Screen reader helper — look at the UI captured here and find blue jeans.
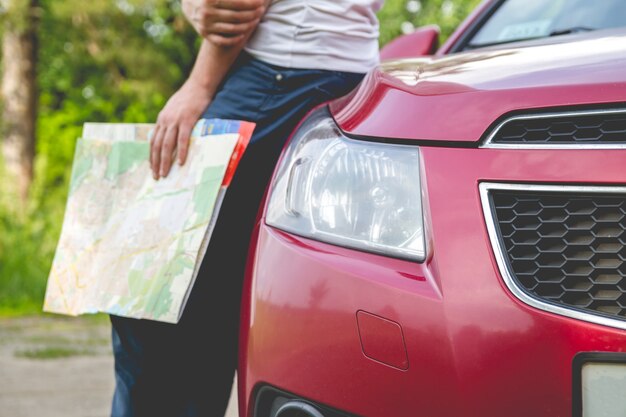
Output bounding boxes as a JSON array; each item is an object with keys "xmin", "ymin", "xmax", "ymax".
[{"xmin": 110, "ymin": 53, "xmax": 364, "ymax": 417}]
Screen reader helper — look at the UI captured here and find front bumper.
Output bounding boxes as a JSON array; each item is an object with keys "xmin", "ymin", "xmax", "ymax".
[{"xmin": 239, "ymin": 146, "xmax": 626, "ymax": 417}]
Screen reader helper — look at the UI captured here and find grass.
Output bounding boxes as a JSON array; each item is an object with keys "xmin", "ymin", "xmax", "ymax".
[
  {"xmin": 0, "ymin": 215, "xmax": 56, "ymax": 317},
  {"xmin": 24, "ymin": 335, "xmax": 109, "ymax": 346},
  {"xmin": 0, "ymin": 160, "xmax": 68, "ymax": 318},
  {"xmin": 1, "ymin": 314, "xmax": 112, "ymax": 360},
  {"xmin": 15, "ymin": 346, "xmax": 94, "ymax": 359},
  {"xmin": 0, "ymin": 302, "xmax": 47, "ymax": 317},
  {"xmin": 0, "ymin": 201, "xmax": 64, "ymax": 318}
]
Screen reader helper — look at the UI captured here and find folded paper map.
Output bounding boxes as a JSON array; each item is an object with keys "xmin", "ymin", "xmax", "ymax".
[{"xmin": 43, "ymin": 120, "xmax": 254, "ymax": 323}]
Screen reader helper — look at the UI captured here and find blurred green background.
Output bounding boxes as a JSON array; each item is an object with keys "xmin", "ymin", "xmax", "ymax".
[{"xmin": 0, "ymin": 0, "xmax": 480, "ymax": 315}]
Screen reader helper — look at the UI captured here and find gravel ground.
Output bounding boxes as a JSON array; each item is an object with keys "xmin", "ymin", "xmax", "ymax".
[{"xmin": 0, "ymin": 316, "xmax": 237, "ymax": 417}]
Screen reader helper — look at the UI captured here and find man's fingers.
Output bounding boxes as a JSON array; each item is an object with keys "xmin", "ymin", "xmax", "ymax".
[
  {"xmin": 183, "ymin": 0, "xmax": 264, "ymax": 38},
  {"xmin": 150, "ymin": 125, "xmax": 164, "ymax": 180},
  {"xmin": 177, "ymin": 123, "xmax": 194, "ymax": 166},
  {"xmin": 207, "ymin": 20, "xmax": 258, "ymax": 35},
  {"xmin": 212, "ymin": 0, "xmax": 265, "ymax": 12},
  {"xmin": 160, "ymin": 126, "xmax": 178, "ymax": 178},
  {"xmin": 207, "ymin": 33, "xmax": 245, "ymax": 47},
  {"xmin": 149, "ymin": 124, "xmax": 158, "ymax": 171},
  {"xmin": 204, "ymin": 7, "xmax": 262, "ymax": 24}
]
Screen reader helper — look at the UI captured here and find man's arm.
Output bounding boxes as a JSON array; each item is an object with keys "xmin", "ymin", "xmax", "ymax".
[
  {"xmin": 182, "ymin": 0, "xmax": 266, "ymax": 46},
  {"xmin": 150, "ymin": 0, "xmax": 269, "ymax": 180},
  {"xmin": 150, "ymin": 40, "xmax": 241, "ymax": 179}
]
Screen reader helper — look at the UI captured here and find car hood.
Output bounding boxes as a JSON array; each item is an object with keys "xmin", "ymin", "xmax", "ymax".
[{"xmin": 331, "ymin": 28, "xmax": 626, "ymax": 143}]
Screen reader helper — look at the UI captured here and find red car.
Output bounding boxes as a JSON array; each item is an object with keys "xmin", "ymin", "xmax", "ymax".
[{"xmin": 239, "ymin": 1, "xmax": 626, "ymax": 416}]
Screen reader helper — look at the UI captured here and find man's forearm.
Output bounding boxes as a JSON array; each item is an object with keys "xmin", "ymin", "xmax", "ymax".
[
  {"xmin": 151, "ymin": 0, "xmax": 271, "ymax": 179},
  {"xmin": 185, "ymin": 0, "xmax": 272, "ymax": 93},
  {"xmin": 186, "ymin": 39, "xmax": 245, "ymax": 96},
  {"xmin": 150, "ymin": 39, "xmax": 250, "ymax": 178},
  {"xmin": 183, "ymin": 0, "xmax": 271, "ymax": 92}
]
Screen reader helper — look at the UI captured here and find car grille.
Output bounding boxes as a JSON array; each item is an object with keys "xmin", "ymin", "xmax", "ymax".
[
  {"xmin": 487, "ymin": 188, "xmax": 626, "ymax": 321},
  {"xmin": 489, "ymin": 109, "xmax": 626, "ymax": 146}
]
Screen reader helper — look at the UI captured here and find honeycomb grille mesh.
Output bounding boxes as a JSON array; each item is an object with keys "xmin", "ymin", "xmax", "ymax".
[
  {"xmin": 493, "ymin": 112, "xmax": 626, "ymax": 145},
  {"xmin": 490, "ymin": 190, "xmax": 626, "ymax": 320}
]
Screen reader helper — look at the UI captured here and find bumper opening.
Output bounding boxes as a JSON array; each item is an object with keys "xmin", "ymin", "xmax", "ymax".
[{"xmin": 254, "ymin": 386, "xmax": 358, "ymax": 417}]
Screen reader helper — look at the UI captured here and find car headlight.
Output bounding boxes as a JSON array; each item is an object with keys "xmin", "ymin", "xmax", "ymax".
[{"xmin": 266, "ymin": 108, "xmax": 425, "ymax": 261}]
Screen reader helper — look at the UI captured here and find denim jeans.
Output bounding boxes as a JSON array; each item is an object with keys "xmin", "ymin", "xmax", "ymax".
[{"xmin": 110, "ymin": 53, "xmax": 364, "ymax": 417}]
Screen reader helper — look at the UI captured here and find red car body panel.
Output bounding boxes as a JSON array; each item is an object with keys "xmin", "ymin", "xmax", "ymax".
[
  {"xmin": 238, "ymin": 4, "xmax": 626, "ymax": 417},
  {"xmin": 240, "ymin": 148, "xmax": 626, "ymax": 417},
  {"xmin": 332, "ymin": 29, "xmax": 626, "ymax": 143}
]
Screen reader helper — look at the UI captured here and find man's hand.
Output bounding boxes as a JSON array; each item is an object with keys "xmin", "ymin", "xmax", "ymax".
[
  {"xmin": 150, "ymin": 80, "xmax": 212, "ymax": 180},
  {"xmin": 182, "ymin": 0, "xmax": 266, "ymax": 46}
]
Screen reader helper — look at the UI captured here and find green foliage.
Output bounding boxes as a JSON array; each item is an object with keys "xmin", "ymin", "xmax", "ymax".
[
  {"xmin": 0, "ymin": 0, "xmax": 40, "ymax": 34},
  {"xmin": 0, "ymin": 206, "xmax": 52, "ymax": 314},
  {"xmin": 378, "ymin": 0, "xmax": 482, "ymax": 46},
  {"xmin": 0, "ymin": 0, "xmax": 198, "ymax": 315},
  {"xmin": 0, "ymin": 0, "xmax": 480, "ymax": 315}
]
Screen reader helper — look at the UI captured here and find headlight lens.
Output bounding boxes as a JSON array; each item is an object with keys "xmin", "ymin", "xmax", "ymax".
[{"xmin": 266, "ymin": 108, "xmax": 425, "ymax": 261}]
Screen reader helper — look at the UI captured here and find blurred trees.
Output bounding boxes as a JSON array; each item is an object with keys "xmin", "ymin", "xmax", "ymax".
[
  {"xmin": 0, "ymin": 0, "xmax": 480, "ymax": 313},
  {"xmin": 35, "ymin": 0, "xmax": 197, "ymax": 207},
  {"xmin": 0, "ymin": 0, "xmax": 198, "ymax": 312},
  {"xmin": 1, "ymin": 0, "xmax": 38, "ymax": 202}
]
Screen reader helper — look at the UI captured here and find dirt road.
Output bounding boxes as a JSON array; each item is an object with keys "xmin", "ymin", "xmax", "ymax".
[{"xmin": 0, "ymin": 316, "xmax": 237, "ymax": 417}]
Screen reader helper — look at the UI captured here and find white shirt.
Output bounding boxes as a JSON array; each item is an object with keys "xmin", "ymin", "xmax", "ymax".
[{"xmin": 245, "ymin": 0, "xmax": 384, "ymax": 74}]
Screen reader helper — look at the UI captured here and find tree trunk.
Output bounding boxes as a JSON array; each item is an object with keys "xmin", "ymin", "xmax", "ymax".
[{"xmin": 1, "ymin": 0, "xmax": 38, "ymax": 203}]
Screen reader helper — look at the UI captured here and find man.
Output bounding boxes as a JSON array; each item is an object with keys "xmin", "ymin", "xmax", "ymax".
[{"xmin": 110, "ymin": 1, "xmax": 384, "ymax": 416}]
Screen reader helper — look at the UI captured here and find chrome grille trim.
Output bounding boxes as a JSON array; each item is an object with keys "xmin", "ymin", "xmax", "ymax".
[
  {"xmin": 481, "ymin": 108, "xmax": 626, "ymax": 149},
  {"xmin": 480, "ymin": 182, "xmax": 626, "ymax": 331}
]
